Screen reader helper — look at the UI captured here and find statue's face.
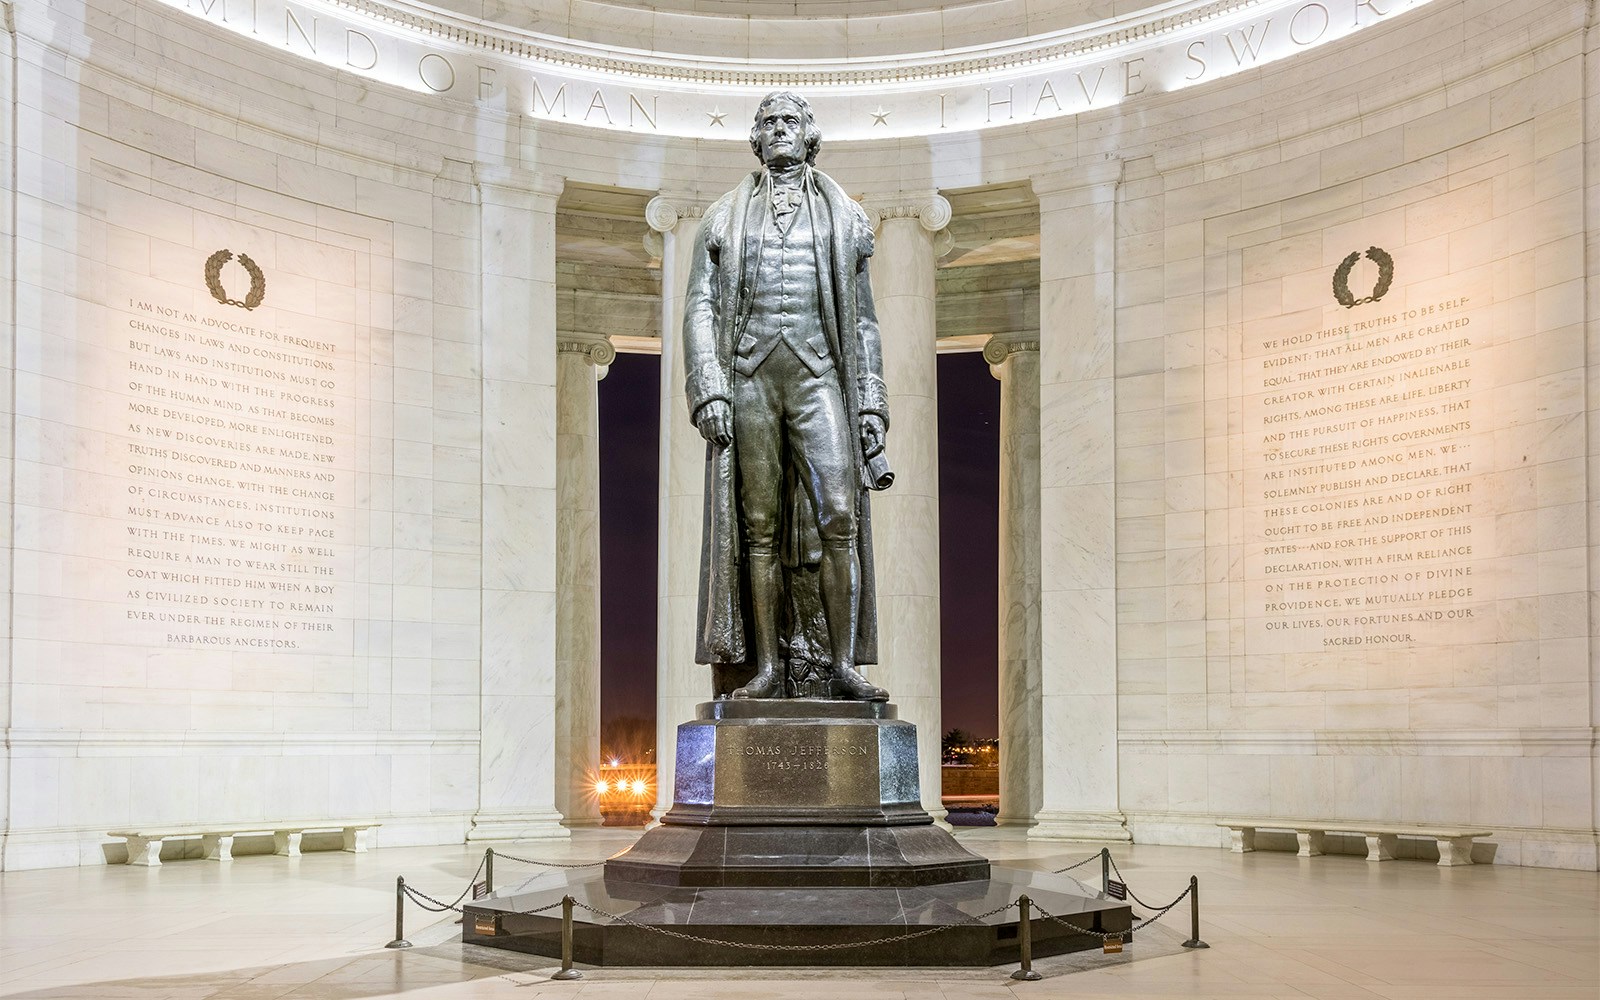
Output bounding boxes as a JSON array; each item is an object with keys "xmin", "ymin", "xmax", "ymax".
[{"xmin": 753, "ymin": 99, "xmax": 807, "ymax": 169}]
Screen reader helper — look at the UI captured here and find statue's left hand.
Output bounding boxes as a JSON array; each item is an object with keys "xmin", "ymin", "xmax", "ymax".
[{"xmin": 859, "ymin": 414, "xmax": 886, "ymax": 459}]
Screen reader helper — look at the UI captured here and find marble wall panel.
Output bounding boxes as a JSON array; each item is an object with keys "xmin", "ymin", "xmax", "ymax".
[
  {"xmin": 1110, "ymin": 51, "xmax": 1597, "ymax": 865},
  {"xmin": 0, "ymin": 31, "xmax": 510, "ymax": 866}
]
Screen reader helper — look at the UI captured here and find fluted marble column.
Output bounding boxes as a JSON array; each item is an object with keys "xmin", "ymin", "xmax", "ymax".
[
  {"xmin": 1031, "ymin": 165, "xmax": 1128, "ymax": 843},
  {"xmin": 555, "ymin": 336, "xmax": 615, "ymax": 827},
  {"xmin": 867, "ymin": 195, "xmax": 951, "ymax": 822},
  {"xmin": 985, "ymin": 336, "xmax": 1043, "ymax": 827},
  {"xmin": 470, "ymin": 168, "xmax": 568, "ymax": 841},
  {"xmin": 646, "ymin": 196, "xmax": 706, "ymax": 821}
]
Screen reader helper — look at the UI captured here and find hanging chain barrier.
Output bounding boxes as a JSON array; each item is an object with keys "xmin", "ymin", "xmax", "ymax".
[
  {"xmin": 478, "ymin": 848, "xmax": 608, "ymax": 903},
  {"xmin": 1050, "ymin": 850, "xmax": 1104, "ymax": 875},
  {"xmin": 384, "ymin": 848, "xmax": 618, "ymax": 949},
  {"xmin": 1031, "ymin": 881, "xmax": 1194, "ymax": 941},
  {"xmin": 384, "ymin": 846, "xmax": 1211, "ymax": 969},
  {"xmin": 384, "ymin": 852, "xmax": 505, "ymax": 948},
  {"xmin": 387, "ymin": 873, "xmax": 563, "ymax": 950},
  {"xmin": 1051, "ymin": 848, "xmax": 1207, "ymax": 931},
  {"xmin": 489, "ymin": 848, "xmax": 610, "ymax": 870},
  {"xmin": 1049, "ymin": 844, "xmax": 1113, "ymax": 889},
  {"xmin": 1105, "ymin": 852, "xmax": 1168, "ymax": 911}
]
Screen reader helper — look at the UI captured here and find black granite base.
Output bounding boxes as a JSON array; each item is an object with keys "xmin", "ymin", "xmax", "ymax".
[{"xmin": 461, "ymin": 866, "xmax": 1133, "ymax": 967}]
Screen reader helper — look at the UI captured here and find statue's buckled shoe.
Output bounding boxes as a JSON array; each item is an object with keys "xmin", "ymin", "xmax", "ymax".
[
  {"xmin": 832, "ymin": 666, "xmax": 888, "ymax": 701},
  {"xmin": 732, "ymin": 666, "xmax": 784, "ymax": 700}
]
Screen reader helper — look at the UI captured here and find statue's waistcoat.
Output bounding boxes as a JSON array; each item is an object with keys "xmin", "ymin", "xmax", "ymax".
[{"xmin": 734, "ymin": 203, "xmax": 832, "ymax": 378}]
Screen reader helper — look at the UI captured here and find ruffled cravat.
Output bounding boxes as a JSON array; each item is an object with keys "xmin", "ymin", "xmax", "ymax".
[{"xmin": 771, "ymin": 182, "xmax": 803, "ymax": 218}]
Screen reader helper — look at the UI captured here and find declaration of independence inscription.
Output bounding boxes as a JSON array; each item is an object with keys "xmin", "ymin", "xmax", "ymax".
[{"xmin": 1243, "ymin": 273, "xmax": 1491, "ymax": 654}]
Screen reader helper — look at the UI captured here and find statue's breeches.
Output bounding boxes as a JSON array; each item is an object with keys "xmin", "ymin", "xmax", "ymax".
[{"xmin": 732, "ymin": 341, "xmax": 857, "ymax": 554}]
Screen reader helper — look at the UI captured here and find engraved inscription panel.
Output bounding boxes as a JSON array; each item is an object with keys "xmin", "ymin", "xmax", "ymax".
[
  {"xmin": 1243, "ymin": 291, "xmax": 1489, "ymax": 654},
  {"xmin": 713, "ymin": 723, "xmax": 880, "ymax": 808},
  {"xmin": 19, "ymin": 169, "xmax": 369, "ymax": 670},
  {"xmin": 1231, "ymin": 212, "xmax": 1513, "ymax": 692},
  {"xmin": 116, "ymin": 287, "xmax": 355, "ymax": 653}
]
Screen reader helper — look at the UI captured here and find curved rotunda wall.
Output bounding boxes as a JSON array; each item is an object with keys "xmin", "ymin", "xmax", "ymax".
[{"xmin": 0, "ymin": 0, "xmax": 1594, "ymax": 870}]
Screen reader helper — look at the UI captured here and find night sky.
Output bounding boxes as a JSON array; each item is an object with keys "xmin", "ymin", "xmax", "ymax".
[{"xmin": 598, "ymin": 350, "xmax": 1001, "ymax": 740}]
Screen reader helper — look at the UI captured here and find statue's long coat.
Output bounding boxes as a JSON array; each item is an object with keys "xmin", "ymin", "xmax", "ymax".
[{"xmin": 682, "ymin": 168, "xmax": 887, "ymax": 680}]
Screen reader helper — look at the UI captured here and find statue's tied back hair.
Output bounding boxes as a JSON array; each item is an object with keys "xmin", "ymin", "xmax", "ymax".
[{"xmin": 749, "ymin": 91, "xmax": 822, "ymax": 166}]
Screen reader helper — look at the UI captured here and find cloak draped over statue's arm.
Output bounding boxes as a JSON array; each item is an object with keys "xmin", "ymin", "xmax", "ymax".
[{"xmin": 852, "ymin": 224, "xmax": 888, "ymax": 428}]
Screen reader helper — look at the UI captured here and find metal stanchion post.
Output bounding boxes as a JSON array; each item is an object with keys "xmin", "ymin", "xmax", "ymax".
[
  {"xmin": 1101, "ymin": 847, "xmax": 1110, "ymax": 891},
  {"xmin": 1181, "ymin": 875, "xmax": 1209, "ymax": 949},
  {"xmin": 1009, "ymin": 894, "xmax": 1043, "ymax": 982},
  {"xmin": 385, "ymin": 876, "xmax": 413, "ymax": 949},
  {"xmin": 485, "ymin": 848, "xmax": 494, "ymax": 895},
  {"xmin": 551, "ymin": 894, "xmax": 583, "ymax": 981}
]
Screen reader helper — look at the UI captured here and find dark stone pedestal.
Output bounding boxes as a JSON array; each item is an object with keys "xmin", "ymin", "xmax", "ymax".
[
  {"xmin": 462, "ymin": 701, "xmax": 1132, "ymax": 967},
  {"xmin": 666, "ymin": 699, "xmax": 929, "ymax": 826},
  {"xmin": 610, "ymin": 700, "xmax": 989, "ymax": 888}
]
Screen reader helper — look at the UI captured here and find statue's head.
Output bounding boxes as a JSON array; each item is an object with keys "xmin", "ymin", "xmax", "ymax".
[{"xmin": 749, "ymin": 92, "xmax": 822, "ymax": 168}]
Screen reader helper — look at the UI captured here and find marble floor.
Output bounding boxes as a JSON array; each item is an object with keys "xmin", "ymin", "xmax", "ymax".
[{"xmin": 0, "ymin": 828, "xmax": 1595, "ymax": 999}]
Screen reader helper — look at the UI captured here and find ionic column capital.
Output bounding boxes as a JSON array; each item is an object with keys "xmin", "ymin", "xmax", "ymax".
[
  {"xmin": 557, "ymin": 335, "xmax": 618, "ymax": 369},
  {"xmin": 645, "ymin": 196, "xmax": 707, "ymax": 234},
  {"xmin": 645, "ymin": 196, "xmax": 708, "ymax": 258},
  {"xmin": 863, "ymin": 193, "xmax": 952, "ymax": 234},
  {"xmin": 982, "ymin": 334, "xmax": 1041, "ymax": 369}
]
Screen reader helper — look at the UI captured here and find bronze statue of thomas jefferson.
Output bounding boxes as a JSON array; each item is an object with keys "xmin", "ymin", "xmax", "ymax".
[{"xmin": 684, "ymin": 92, "xmax": 893, "ymax": 701}]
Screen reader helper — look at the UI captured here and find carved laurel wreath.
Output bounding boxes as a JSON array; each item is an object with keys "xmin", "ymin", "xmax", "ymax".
[
  {"xmin": 1332, "ymin": 246, "xmax": 1395, "ymax": 309},
  {"xmin": 204, "ymin": 249, "xmax": 267, "ymax": 310}
]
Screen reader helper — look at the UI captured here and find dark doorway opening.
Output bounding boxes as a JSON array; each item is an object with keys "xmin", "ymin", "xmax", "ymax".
[
  {"xmin": 598, "ymin": 352, "xmax": 660, "ymax": 823},
  {"xmin": 937, "ymin": 350, "xmax": 1000, "ymax": 826}
]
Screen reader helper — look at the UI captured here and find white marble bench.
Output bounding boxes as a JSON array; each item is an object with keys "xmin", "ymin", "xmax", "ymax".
[
  {"xmin": 109, "ymin": 821, "xmax": 380, "ymax": 866},
  {"xmin": 1217, "ymin": 820, "xmax": 1491, "ymax": 866}
]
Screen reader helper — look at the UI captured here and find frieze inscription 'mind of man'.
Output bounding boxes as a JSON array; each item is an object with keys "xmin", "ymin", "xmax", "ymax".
[{"xmin": 684, "ymin": 92, "xmax": 895, "ymax": 702}]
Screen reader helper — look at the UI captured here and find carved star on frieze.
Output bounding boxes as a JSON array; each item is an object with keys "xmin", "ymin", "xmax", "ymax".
[
  {"xmin": 869, "ymin": 105, "xmax": 891, "ymax": 126},
  {"xmin": 706, "ymin": 107, "xmax": 727, "ymax": 127}
]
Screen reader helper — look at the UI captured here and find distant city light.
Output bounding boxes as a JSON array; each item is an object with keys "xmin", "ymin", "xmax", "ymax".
[
  {"xmin": 631, "ymin": 779, "xmax": 647, "ymax": 795},
  {"xmin": 595, "ymin": 779, "xmax": 610, "ymax": 795}
]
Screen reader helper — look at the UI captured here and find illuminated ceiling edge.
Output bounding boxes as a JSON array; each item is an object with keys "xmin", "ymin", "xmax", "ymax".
[
  {"xmin": 147, "ymin": 0, "xmax": 1439, "ymax": 140},
  {"xmin": 325, "ymin": 0, "xmax": 1272, "ymax": 86}
]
